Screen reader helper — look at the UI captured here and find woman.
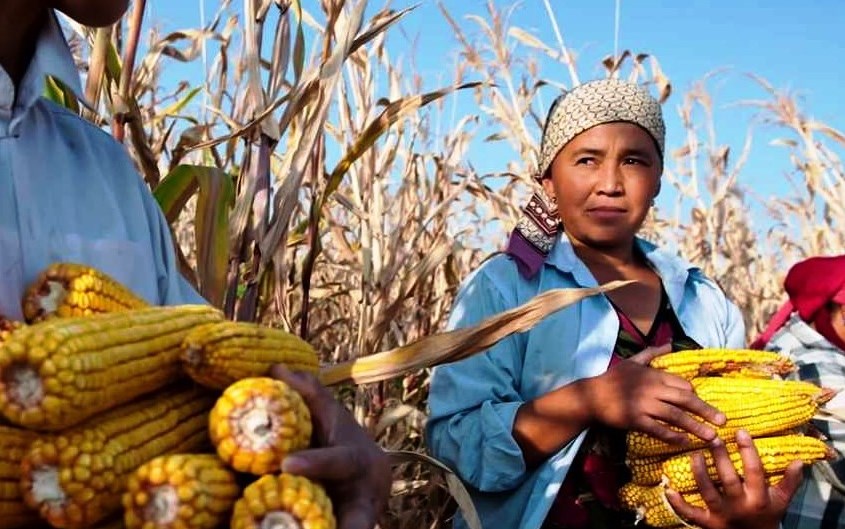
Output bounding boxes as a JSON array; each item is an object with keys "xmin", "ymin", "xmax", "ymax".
[
  {"xmin": 752, "ymin": 255, "xmax": 845, "ymax": 529},
  {"xmin": 425, "ymin": 78, "xmax": 803, "ymax": 529}
]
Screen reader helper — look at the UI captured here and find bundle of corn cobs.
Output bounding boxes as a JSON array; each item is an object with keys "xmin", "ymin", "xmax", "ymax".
[
  {"xmin": 618, "ymin": 349, "xmax": 838, "ymax": 528},
  {"xmin": 0, "ymin": 263, "xmax": 340, "ymax": 529}
]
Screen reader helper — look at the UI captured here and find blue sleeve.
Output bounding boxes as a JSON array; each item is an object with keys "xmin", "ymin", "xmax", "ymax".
[
  {"xmin": 724, "ymin": 296, "xmax": 747, "ymax": 348},
  {"xmin": 140, "ymin": 181, "xmax": 208, "ymax": 307},
  {"xmin": 425, "ymin": 266, "xmax": 529, "ymax": 492}
]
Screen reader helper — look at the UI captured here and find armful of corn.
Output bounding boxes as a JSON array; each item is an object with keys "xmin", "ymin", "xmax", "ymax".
[{"xmin": 619, "ymin": 348, "xmax": 839, "ymax": 528}]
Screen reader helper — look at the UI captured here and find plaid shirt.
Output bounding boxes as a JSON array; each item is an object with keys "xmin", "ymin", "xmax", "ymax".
[{"xmin": 765, "ymin": 314, "xmax": 845, "ymax": 529}]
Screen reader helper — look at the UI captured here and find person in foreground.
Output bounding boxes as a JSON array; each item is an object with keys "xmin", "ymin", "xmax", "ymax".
[
  {"xmin": 752, "ymin": 255, "xmax": 845, "ymax": 529},
  {"xmin": 425, "ymin": 78, "xmax": 804, "ymax": 529},
  {"xmin": 2, "ymin": 2, "xmax": 391, "ymax": 528}
]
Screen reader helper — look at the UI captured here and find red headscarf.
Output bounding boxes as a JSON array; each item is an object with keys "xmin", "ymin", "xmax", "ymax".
[{"xmin": 751, "ymin": 255, "xmax": 845, "ymax": 350}]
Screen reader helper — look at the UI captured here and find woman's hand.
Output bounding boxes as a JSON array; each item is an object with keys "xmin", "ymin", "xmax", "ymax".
[
  {"xmin": 665, "ymin": 429, "xmax": 804, "ymax": 529},
  {"xmin": 270, "ymin": 365, "xmax": 393, "ymax": 529},
  {"xmin": 586, "ymin": 344, "xmax": 727, "ymax": 446}
]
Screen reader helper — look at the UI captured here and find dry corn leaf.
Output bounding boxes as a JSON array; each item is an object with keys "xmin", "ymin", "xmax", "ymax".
[
  {"xmin": 388, "ymin": 450, "xmax": 482, "ymax": 529},
  {"xmin": 374, "ymin": 404, "xmax": 418, "ymax": 438},
  {"xmin": 319, "ymin": 280, "xmax": 634, "ymax": 386}
]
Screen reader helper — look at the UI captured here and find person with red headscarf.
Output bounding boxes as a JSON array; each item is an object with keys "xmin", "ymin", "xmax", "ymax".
[{"xmin": 752, "ymin": 255, "xmax": 845, "ymax": 529}]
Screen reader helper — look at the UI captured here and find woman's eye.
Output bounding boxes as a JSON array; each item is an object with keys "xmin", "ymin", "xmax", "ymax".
[
  {"xmin": 624, "ymin": 157, "xmax": 647, "ymax": 165},
  {"xmin": 576, "ymin": 157, "xmax": 596, "ymax": 165}
]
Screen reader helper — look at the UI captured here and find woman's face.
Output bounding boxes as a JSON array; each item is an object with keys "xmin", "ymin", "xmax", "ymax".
[
  {"xmin": 541, "ymin": 122, "xmax": 662, "ymax": 251},
  {"xmin": 50, "ymin": 0, "xmax": 129, "ymax": 27},
  {"xmin": 829, "ymin": 303, "xmax": 845, "ymax": 346}
]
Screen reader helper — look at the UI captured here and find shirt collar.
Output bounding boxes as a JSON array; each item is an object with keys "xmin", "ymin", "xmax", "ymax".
[
  {"xmin": 545, "ymin": 231, "xmax": 698, "ymax": 309},
  {"xmin": 14, "ymin": 10, "xmax": 85, "ymax": 113}
]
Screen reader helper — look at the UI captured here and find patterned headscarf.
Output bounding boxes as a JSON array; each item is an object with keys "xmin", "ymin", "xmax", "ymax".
[{"xmin": 506, "ymin": 78, "xmax": 666, "ymax": 279}]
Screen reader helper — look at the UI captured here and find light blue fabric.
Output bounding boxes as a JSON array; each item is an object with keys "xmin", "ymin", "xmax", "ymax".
[
  {"xmin": 0, "ymin": 10, "xmax": 205, "ymax": 319},
  {"xmin": 425, "ymin": 232, "xmax": 746, "ymax": 529}
]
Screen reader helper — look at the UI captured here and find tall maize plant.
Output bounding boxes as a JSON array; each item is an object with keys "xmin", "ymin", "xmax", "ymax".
[{"xmin": 48, "ymin": 0, "xmax": 845, "ymax": 527}]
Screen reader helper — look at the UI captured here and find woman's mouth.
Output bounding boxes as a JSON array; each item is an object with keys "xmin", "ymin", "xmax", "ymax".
[{"xmin": 586, "ymin": 207, "xmax": 627, "ymax": 220}]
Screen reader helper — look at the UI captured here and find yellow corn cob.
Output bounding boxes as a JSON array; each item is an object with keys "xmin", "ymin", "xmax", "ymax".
[
  {"xmin": 626, "ymin": 393, "xmax": 820, "ymax": 457},
  {"xmin": 649, "ymin": 349, "xmax": 795, "ymax": 380},
  {"xmin": 0, "ymin": 304, "xmax": 224, "ymax": 431},
  {"xmin": 628, "ymin": 434, "xmax": 832, "ymax": 490},
  {"xmin": 123, "ymin": 453, "xmax": 240, "ymax": 529},
  {"xmin": 0, "ymin": 317, "xmax": 23, "ymax": 345},
  {"xmin": 620, "ymin": 474, "xmax": 786, "ymax": 529},
  {"xmin": 619, "ymin": 480, "xmax": 703, "ymax": 528},
  {"xmin": 0, "ymin": 425, "xmax": 42, "ymax": 529},
  {"xmin": 230, "ymin": 473, "xmax": 336, "ymax": 529},
  {"xmin": 690, "ymin": 376, "xmax": 832, "ymax": 401},
  {"xmin": 181, "ymin": 322, "xmax": 320, "ymax": 390},
  {"xmin": 619, "ymin": 474, "xmax": 784, "ymax": 528},
  {"xmin": 22, "ymin": 262, "xmax": 149, "ymax": 323},
  {"xmin": 209, "ymin": 377, "xmax": 312, "ymax": 475},
  {"xmin": 20, "ymin": 385, "xmax": 216, "ymax": 529}
]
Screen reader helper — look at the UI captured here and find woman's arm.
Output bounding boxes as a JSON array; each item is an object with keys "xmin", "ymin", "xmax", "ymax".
[
  {"xmin": 425, "ymin": 268, "xmax": 533, "ymax": 492},
  {"xmin": 514, "ymin": 344, "xmax": 727, "ymax": 468}
]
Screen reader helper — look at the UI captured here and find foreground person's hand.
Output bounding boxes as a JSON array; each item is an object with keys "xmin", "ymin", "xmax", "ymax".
[
  {"xmin": 270, "ymin": 365, "xmax": 392, "ymax": 529},
  {"xmin": 665, "ymin": 429, "xmax": 804, "ymax": 529}
]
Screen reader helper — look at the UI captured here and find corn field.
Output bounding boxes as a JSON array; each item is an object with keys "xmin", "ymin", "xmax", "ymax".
[{"xmin": 53, "ymin": 1, "xmax": 845, "ymax": 527}]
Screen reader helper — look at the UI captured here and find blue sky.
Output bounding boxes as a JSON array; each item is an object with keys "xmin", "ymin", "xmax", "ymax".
[{"xmin": 142, "ymin": 0, "xmax": 844, "ymax": 213}]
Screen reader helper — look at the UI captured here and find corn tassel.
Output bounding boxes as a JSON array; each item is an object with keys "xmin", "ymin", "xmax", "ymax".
[
  {"xmin": 20, "ymin": 385, "xmax": 215, "ymax": 529},
  {"xmin": 649, "ymin": 349, "xmax": 795, "ymax": 380},
  {"xmin": 123, "ymin": 453, "xmax": 240, "ymax": 529},
  {"xmin": 626, "ymin": 393, "xmax": 820, "ymax": 457},
  {"xmin": 181, "ymin": 322, "xmax": 320, "ymax": 390},
  {"xmin": 22, "ymin": 263, "xmax": 149, "ymax": 323},
  {"xmin": 0, "ymin": 425, "xmax": 42, "ymax": 529},
  {"xmin": 628, "ymin": 434, "xmax": 832, "ymax": 490},
  {"xmin": 0, "ymin": 304, "xmax": 224, "ymax": 431},
  {"xmin": 230, "ymin": 473, "xmax": 336, "ymax": 529},
  {"xmin": 209, "ymin": 377, "xmax": 312, "ymax": 475}
]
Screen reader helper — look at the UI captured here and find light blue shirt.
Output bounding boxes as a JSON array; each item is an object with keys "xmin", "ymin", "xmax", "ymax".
[
  {"xmin": 425, "ymin": 232, "xmax": 746, "ymax": 529},
  {"xmin": 0, "ymin": 11, "xmax": 204, "ymax": 319}
]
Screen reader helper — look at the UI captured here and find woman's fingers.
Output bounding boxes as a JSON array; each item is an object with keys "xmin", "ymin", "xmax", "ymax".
[
  {"xmin": 633, "ymin": 416, "xmax": 691, "ymax": 447},
  {"xmin": 281, "ymin": 446, "xmax": 364, "ymax": 482},
  {"xmin": 657, "ymin": 381, "xmax": 727, "ymax": 427},
  {"xmin": 691, "ymin": 450, "xmax": 723, "ymax": 507},
  {"xmin": 771, "ymin": 460, "xmax": 805, "ymax": 506},
  {"xmin": 665, "ymin": 487, "xmax": 709, "ymax": 527},
  {"xmin": 629, "ymin": 343, "xmax": 673, "ymax": 365},
  {"xmin": 665, "ymin": 452, "xmax": 720, "ymax": 527},
  {"xmin": 732, "ymin": 429, "xmax": 767, "ymax": 503},
  {"xmin": 708, "ymin": 436, "xmax": 745, "ymax": 498},
  {"xmin": 649, "ymin": 402, "xmax": 718, "ymax": 442}
]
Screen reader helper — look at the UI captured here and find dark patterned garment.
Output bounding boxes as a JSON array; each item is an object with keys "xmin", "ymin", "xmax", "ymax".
[
  {"xmin": 542, "ymin": 286, "xmax": 701, "ymax": 529},
  {"xmin": 766, "ymin": 314, "xmax": 845, "ymax": 529}
]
